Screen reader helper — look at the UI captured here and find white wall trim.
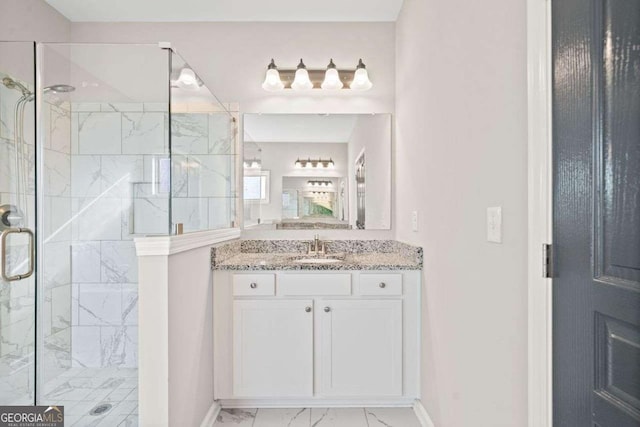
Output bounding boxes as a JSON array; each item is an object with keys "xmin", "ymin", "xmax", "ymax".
[
  {"xmin": 527, "ymin": 0, "xmax": 553, "ymax": 425},
  {"xmin": 413, "ymin": 399, "xmax": 435, "ymax": 427},
  {"xmin": 200, "ymin": 401, "xmax": 222, "ymax": 427},
  {"xmin": 219, "ymin": 398, "xmax": 416, "ymax": 408},
  {"xmin": 134, "ymin": 228, "xmax": 241, "ymax": 257}
]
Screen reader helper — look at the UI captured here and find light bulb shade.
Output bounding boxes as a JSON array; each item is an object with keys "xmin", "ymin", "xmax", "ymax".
[
  {"xmin": 321, "ymin": 68, "xmax": 343, "ymax": 90},
  {"xmin": 177, "ymin": 68, "xmax": 200, "ymax": 91},
  {"xmin": 262, "ymin": 68, "xmax": 284, "ymax": 91},
  {"xmin": 291, "ymin": 68, "xmax": 313, "ymax": 91},
  {"xmin": 350, "ymin": 68, "xmax": 373, "ymax": 91},
  {"xmin": 179, "ymin": 68, "xmax": 197, "ymax": 84}
]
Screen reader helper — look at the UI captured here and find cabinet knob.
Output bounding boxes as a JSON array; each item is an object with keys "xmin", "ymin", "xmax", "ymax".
[
  {"xmin": 379, "ymin": 282, "xmax": 386, "ymax": 288},
  {"xmin": 305, "ymin": 306, "xmax": 312, "ymax": 313},
  {"xmin": 324, "ymin": 307, "xmax": 331, "ymax": 313},
  {"xmin": 250, "ymin": 283, "xmax": 257, "ymax": 289}
]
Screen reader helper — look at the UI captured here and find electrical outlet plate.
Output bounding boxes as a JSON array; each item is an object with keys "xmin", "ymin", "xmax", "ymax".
[
  {"xmin": 411, "ymin": 211, "xmax": 419, "ymax": 232},
  {"xmin": 487, "ymin": 206, "xmax": 502, "ymax": 243}
]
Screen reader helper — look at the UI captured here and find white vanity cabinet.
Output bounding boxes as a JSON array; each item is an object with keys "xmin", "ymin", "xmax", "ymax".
[
  {"xmin": 233, "ymin": 299, "xmax": 314, "ymax": 397},
  {"xmin": 319, "ymin": 299, "xmax": 402, "ymax": 397},
  {"xmin": 213, "ymin": 270, "xmax": 420, "ymax": 405}
]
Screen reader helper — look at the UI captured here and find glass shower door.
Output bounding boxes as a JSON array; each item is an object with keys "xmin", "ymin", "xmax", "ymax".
[{"xmin": 0, "ymin": 41, "xmax": 37, "ymax": 405}]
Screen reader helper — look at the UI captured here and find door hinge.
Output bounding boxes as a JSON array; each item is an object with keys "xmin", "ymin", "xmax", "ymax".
[{"xmin": 542, "ymin": 243, "xmax": 553, "ymax": 278}]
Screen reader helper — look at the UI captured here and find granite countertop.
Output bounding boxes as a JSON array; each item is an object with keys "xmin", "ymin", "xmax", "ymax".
[{"xmin": 211, "ymin": 240, "xmax": 423, "ymax": 271}]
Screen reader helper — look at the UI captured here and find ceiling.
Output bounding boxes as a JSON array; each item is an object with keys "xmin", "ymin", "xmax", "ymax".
[
  {"xmin": 244, "ymin": 114, "xmax": 359, "ymax": 144},
  {"xmin": 45, "ymin": 0, "xmax": 404, "ymax": 22}
]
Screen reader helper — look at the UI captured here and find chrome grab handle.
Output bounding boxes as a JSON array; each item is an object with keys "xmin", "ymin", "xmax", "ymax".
[{"xmin": 1, "ymin": 227, "xmax": 35, "ymax": 282}]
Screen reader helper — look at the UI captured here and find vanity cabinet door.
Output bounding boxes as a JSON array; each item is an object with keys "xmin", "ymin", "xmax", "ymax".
[
  {"xmin": 233, "ymin": 300, "xmax": 313, "ymax": 397},
  {"xmin": 319, "ymin": 299, "xmax": 402, "ymax": 397}
]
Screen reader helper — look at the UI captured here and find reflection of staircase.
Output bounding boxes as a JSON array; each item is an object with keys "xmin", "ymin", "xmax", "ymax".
[{"xmin": 314, "ymin": 201, "xmax": 333, "ymax": 212}]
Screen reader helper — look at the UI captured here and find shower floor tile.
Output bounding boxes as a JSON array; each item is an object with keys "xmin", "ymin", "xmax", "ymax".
[{"xmin": 42, "ymin": 367, "xmax": 137, "ymax": 426}]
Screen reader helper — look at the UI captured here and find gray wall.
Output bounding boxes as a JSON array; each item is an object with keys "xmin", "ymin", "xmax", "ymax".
[
  {"xmin": 0, "ymin": 0, "xmax": 70, "ymax": 42},
  {"xmin": 394, "ymin": 0, "xmax": 528, "ymax": 426}
]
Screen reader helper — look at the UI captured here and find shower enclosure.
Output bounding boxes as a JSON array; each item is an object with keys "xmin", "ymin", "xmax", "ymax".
[{"xmin": 0, "ymin": 41, "xmax": 237, "ymax": 425}]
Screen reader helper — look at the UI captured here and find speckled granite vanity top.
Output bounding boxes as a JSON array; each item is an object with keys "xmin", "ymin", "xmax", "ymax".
[{"xmin": 211, "ymin": 240, "xmax": 423, "ymax": 271}]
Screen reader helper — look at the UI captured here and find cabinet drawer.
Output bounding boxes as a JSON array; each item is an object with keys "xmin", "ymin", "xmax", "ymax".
[
  {"xmin": 233, "ymin": 274, "xmax": 275, "ymax": 296},
  {"xmin": 359, "ymin": 274, "xmax": 402, "ymax": 296},
  {"xmin": 278, "ymin": 274, "xmax": 351, "ymax": 296}
]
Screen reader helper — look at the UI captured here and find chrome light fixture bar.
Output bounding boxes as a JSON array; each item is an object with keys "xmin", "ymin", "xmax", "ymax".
[
  {"xmin": 295, "ymin": 158, "xmax": 335, "ymax": 168},
  {"xmin": 262, "ymin": 59, "xmax": 372, "ymax": 91}
]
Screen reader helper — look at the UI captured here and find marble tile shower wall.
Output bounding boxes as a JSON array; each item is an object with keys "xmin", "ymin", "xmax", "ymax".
[
  {"xmin": 68, "ymin": 102, "xmax": 237, "ymax": 369},
  {"xmin": 41, "ymin": 100, "xmax": 74, "ymax": 384},
  {"xmin": 171, "ymin": 109, "xmax": 237, "ymax": 232},
  {"xmin": 69, "ymin": 102, "xmax": 167, "ymax": 369}
]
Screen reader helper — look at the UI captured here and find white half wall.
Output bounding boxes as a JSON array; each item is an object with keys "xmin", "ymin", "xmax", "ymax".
[
  {"xmin": 395, "ymin": 0, "xmax": 528, "ymax": 426},
  {"xmin": 167, "ymin": 246, "xmax": 215, "ymax": 426}
]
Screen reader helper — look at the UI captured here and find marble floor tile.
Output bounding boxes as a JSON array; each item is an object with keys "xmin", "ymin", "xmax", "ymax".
[
  {"xmin": 253, "ymin": 408, "xmax": 311, "ymax": 427},
  {"xmin": 365, "ymin": 407, "xmax": 422, "ymax": 427},
  {"xmin": 117, "ymin": 415, "xmax": 139, "ymax": 426},
  {"xmin": 42, "ymin": 367, "xmax": 138, "ymax": 426},
  {"xmin": 216, "ymin": 408, "xmax": 257, "ymax": 426},
  {"xmin": 214, "ymin": 407, "xmax": 421, "ymax": 427},
  {"xmin": 310, "ymin": 408, "xmax": 368, "ymax": 427}
]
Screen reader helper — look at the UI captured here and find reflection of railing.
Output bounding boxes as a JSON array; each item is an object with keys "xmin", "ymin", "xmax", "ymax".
[{"xmin": 356, "ymin": 152, "xmax": 366, "ymax": 229}]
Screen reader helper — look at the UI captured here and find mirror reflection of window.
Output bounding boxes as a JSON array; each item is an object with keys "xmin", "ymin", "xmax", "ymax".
[{"xmin": 243, "ymin": 171, "xmax": 270, "ymax": 202}]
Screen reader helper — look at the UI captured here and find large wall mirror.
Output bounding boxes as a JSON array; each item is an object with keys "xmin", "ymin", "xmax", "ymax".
[{"xmin": 243, "ymin": 113, "xmax": 391, "ymax": 230}]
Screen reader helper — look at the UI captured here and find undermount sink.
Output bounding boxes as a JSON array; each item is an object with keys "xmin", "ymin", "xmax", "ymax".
[{"xmin": 294, "ymin": 258, "xmax": 344, "ymax": 264}]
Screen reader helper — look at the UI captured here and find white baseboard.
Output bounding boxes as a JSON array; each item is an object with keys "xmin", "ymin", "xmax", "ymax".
[
  {"xmin": 413, "ymin": 399, "xmax": 435, "ymax": 427},
  {"xmin": 200, "ymin": 401, "xmax": 222, "ymax": 427},
  {"xmin": 219, "ymin": 398, "xmax": 415, "ymax": 408}
]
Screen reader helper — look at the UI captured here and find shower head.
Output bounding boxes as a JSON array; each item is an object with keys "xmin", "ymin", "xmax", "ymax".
[
  {"xmin": 2, "ymin": 77, "xmax": 32, "ymax": 96},
  {"xmin": 43, "ymin": 84, "xmax": 75, "ymax": 94}
]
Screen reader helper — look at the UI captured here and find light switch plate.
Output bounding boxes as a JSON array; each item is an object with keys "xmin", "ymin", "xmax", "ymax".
[
  {"xmin": 487, "ymin": 206, "xmax": 502, "ymax": 243},
  {"xmin": 412, "ymin": 211, "xmax": 419, "ymax": 232}
]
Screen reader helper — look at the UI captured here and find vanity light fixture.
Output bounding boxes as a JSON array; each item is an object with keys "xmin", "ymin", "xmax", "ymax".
[
  {"xmin": 261, "ymin": 59, "xmax": 284, "ymax": 92},
  {"xmin": 308, "ymin": 180, "xmax": 333, "ymax": 187},
  {"xmin": 349, "ymin": 59, "xmax": 373, "ymax": 91},
  {"xmin": 295, "ymin": 158, "xmax": 335, "ymax": 169},
  {"xmin": 321, "ymin": 59, "xmax": 343, "ymax": 90},
  {"xmin": 262, "ymin": 59, "xmax": 372, "ymax": 91},
  {"xmin": 291, "ymin": 59, "xmax": 314, "ymax": 91},
  {"xmin": 243, "ymin": 158, "xmax": 262, "ymax": 169}
]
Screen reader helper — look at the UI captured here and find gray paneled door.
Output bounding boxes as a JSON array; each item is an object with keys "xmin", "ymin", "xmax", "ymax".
[{"xmin": 553, "ymin": 0, "xmax": 640, "ymax": 425}]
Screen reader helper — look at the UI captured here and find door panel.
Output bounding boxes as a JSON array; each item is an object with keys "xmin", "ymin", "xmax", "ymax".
[
  {"xmin": 553, "ymin": 0, "xmax": 640, "ymax": 425},
  {"xmin": 597, "ymin": 0, "xmax": 640, "ymax": 288},
  {"xmin": 319, "ymin": 299, "xmax": 402, "ymax": 397},
  {"xmin": 232, "ymin": 299, "xmax": 314, "ymax": 397}
]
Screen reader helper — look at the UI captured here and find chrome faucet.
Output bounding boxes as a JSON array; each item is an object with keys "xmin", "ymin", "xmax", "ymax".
[{"xmin": 307, "ymin": 234, "xmax": 327, "ymax": 256}]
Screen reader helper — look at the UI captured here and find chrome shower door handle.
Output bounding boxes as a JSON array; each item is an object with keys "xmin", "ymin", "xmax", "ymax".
[{"xmin": 1, "ymin": 227, "xmax": 35, "ymax": 282}]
